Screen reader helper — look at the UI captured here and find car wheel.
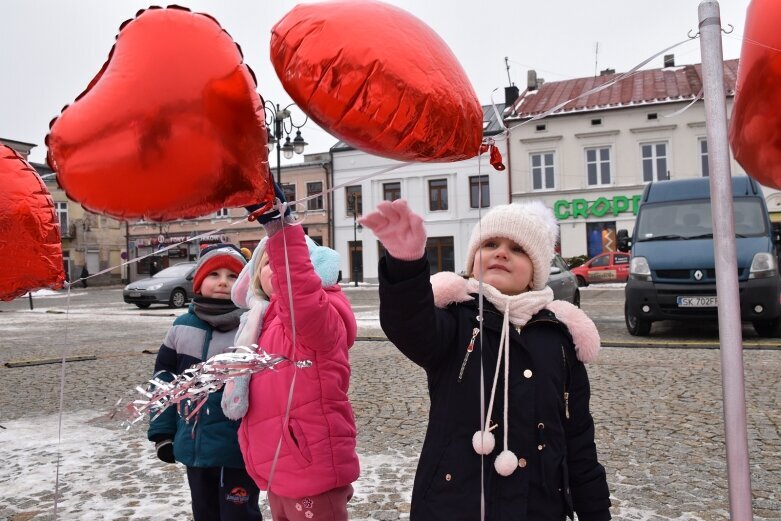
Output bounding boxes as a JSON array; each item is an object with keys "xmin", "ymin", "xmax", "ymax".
[
  {"xmin": 753, "ymin": 317, "xmax": 781, "ymax": 338},
  {"xmin": 625, "ymin": 301, "xmax": 651, "ymax": 336},
  {"xmin": 576, "ymin": 276, "xmax": 588, "ymax": 287},
  {"xmin": 169, "ymin": 289, "xmax": 187, "ymax": 308},
  {"xmin": 572, "ymin": 289, "xmax": 581, "ymax": 308},
  {"xmin": 135, "ymin": 303, "xmax": 151, "ymax": 309}
]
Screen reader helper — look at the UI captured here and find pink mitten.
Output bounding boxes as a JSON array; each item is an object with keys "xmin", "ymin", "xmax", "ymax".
[{"xmin": 358, "ymin": 199, "xmax": 427, "ymax": 260}]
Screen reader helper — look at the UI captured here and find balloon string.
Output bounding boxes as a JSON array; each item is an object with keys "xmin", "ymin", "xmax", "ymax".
[
  {"xmin": 264, "ymin": 219, "xmax": 299, "ymax": 495},
  {"xmin": 725, "ymin": 32, "xmax": 781, "ymax": 55},
  {"xmin": 53, "ymin": 282, "xmax": 74, "ymax": 518}
]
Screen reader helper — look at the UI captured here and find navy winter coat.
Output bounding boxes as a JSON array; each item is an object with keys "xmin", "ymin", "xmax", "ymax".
[{"xmin": 147, "ymin": 306, "xmax": 245, "ymax": 469}]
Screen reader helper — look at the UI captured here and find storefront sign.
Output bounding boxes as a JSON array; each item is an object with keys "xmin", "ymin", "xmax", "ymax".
[{"xmin": 553, "ymin": 195, "xmax": 643, "ymax": 220}]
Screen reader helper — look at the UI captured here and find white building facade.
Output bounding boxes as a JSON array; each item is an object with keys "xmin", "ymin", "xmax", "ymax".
[
  {"xmin": 331, "ymin": 106, "xmax": 508, "ymax": 282},
  {"xmin": 506, "ymin": 58, "xmax": 780, "ymax": 259}
]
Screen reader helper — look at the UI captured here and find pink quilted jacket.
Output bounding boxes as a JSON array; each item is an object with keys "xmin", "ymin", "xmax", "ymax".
[{"xmin": 238, "ymin": 225, "xmax": 359, "ymax": 498}]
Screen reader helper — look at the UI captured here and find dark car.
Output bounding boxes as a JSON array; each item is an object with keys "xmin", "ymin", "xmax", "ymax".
[
  {"xmin": 123, "ymin": 262, "xmax": 197, "ymax": 308},
  {"xmin": 548, "ymin": 254, "xmax": 580, "ymax": 307}
]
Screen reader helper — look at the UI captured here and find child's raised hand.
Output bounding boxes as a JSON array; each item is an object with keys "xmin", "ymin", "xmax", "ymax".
[{"xmin": 358, "ymin": 199, "xmax": 427, "ymax": 261}]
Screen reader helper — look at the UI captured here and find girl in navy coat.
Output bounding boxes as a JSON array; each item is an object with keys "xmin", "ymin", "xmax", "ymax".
[{"xmin": 360, "ymin": 200, "xmax": 611, "ymax": 521}]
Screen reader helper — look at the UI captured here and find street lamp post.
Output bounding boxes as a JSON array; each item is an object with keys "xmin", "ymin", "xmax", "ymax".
[
  {"xmin": 350, "ymin": 193, "xmax": 362, "ymax": 286},
  {"xmin": 263, "ymin": 101, "xmax": 309, "ymax": 185}
]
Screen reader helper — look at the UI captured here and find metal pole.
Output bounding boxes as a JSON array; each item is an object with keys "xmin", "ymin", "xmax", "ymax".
[
  {"xmin": 276, "ymin": 104, "xmax": 282, "ymax": 185},
  {"xmin": 353, "ymin": 195, "xmax": 359, "ymax": 287},
  {"xmin": 698, "ymin": 2, "xmax": 753, "ymax": 519}
]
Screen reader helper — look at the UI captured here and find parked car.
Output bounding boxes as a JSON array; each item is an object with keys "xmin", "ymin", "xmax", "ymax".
[
  {"xmin": 548, "ymin": 254, "xmax": 580, "ymax": 307},
  {"xmin": 571, "ymin": 251, "xmax": 630, "ymax": 287},
  {"xmin": 123, "ymin": 262, "xmax": 197, "ymax": 308}
]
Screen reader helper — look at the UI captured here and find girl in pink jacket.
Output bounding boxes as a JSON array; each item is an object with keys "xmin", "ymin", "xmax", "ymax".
[{"xmin": 223, "ymin": 208, "xmax": 359, "ymax": 521}]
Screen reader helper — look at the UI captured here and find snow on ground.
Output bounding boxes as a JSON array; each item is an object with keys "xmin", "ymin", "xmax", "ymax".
[{"xmin": 0, "ymin": 412, "xmax": 415, "ymax": 520}]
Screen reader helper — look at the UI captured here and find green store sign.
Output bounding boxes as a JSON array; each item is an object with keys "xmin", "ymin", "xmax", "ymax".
[{"xmin": 553, "ymin": 195, "xmax": 643, "ymax": 220}]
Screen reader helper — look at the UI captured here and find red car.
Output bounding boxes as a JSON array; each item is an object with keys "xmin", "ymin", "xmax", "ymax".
[{"xmin": 571, "ymin": 252, "xmax": 631, "ymax": 286}]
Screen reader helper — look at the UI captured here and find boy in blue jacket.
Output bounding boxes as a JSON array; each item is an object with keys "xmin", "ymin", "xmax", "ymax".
[{"xmin": 148, "ymin": 244, "xmax": 262, "ymax": 521}]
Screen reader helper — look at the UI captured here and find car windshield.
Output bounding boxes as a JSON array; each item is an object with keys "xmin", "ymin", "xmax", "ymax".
[
  {"xmin": 636, "ymin": 198, "xmax": 767, "ymax": 241},
  {"xmin": 153, "ymin": 264, "xmax": 194, "ymax": 278}
]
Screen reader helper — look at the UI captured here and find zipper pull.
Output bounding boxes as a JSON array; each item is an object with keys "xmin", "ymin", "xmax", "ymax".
[
  {"xmin": 563, "ymin": 391, "xmax": 570, "ymax": 419},
  {"xmin": 458, "ymin": 328, "xmax": 480, "ymax": 383}
]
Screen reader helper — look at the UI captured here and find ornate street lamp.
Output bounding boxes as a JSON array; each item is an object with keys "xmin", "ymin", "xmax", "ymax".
[{"xmin": 263, "ymin": 101, "xmax": 309, "ymax": 185}]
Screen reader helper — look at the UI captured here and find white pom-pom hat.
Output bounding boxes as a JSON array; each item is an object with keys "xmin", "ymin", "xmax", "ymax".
[{"xmin": 465, "ymin": 201, "xmax": 559, "ymax": 291}]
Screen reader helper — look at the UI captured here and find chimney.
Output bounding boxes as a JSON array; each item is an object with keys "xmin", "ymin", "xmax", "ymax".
[
  {"xmin": 599, "ymin": 68, "xmax": 615, "ymax": 76},
  {"xmin": 504, "ymin": 85, "xmax": 520, "ymax": 107},
  {"xmin": 664, "ymin": 54, "xmax": 675, "ymax": 67},
  {"xmin": 527, "ymin": 70, "xmax": 538, "ymax": 91}
]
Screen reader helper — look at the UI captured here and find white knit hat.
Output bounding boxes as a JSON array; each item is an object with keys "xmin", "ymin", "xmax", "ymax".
[{"xmin": 464, "ymin": 201, "xmax": 559, "ymax": 291}]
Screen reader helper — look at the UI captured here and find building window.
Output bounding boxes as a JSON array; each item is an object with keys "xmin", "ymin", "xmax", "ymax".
[
  {"xmin": 641, "ymin": 142, "xmax": 668, "ymax": 182},
  {"xmin": 469, "ymin": 175, "xmax": 490, "ymax": 208},
  {"xmin": 56, "ymin": 202, "xmax": 69, "ymax": 236},
  {"xmin": 426, "ymin": 237, "xmax": 455, "ymax": 274},
  {"xmin": 699, "ymin": 138, "xmax": 709, "ymax": 177},
  {"xmin": 346, "ymin": 186, "xmax": 362, "ymax": 216},
  {"xmin": 306, "ymin": 182, "xmax": 323, "ymax": 211},
  {"xmin": 383, "ymin": 182, "xmax": 401, "ymax": 201},
  {"xmin": 586, "ymin": 147, "xmax": 612, "ymax": 186},
  {"xmin": 428, "ymin": 179, "xmax": 448, "ymax": 211},
  {"xmin": 530, "ymin": 152, "xmax": 555, "ymax": 190},
  {"xmin": 282, "ymin": 184, "xmax": 296, "ymax": 204},
  {"xmin": 215, "ymin": 208, "xmax": 230, "ymax": 218}
]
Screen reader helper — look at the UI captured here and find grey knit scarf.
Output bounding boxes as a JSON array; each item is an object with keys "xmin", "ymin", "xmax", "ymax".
[{"xmin": 193, "ymin": 296, "xmax": 244, "ymax": 332}]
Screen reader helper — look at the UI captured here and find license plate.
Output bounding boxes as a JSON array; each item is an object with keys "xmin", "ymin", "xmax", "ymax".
[
  {"xmin": 677, "ymin": 296, "xmax": 717, "ymax": 307},
  {"xmin": 128, "ymin": 292, "xmax": 141, "ymax": 298}
]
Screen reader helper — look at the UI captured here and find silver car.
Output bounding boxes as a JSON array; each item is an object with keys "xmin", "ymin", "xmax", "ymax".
[
  {"xmin": 548, "ymin": 254, "xmax": 580, "ymax": 307},
  {"xmin": 123, "ymin": 262, "xmax": 197, "ymax": 308}
]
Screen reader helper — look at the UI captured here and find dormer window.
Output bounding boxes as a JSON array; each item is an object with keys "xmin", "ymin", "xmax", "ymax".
[
  {"xmin": 590, "ymin": 118, "xmax": 602, "ymax": 126},
  {"xmin": 535, "ymin": 123, "xmax": 547, "ymax": 132},
  {"xmin": 647, "ymin": 113, "xmax": 658, "ymax": 121}
]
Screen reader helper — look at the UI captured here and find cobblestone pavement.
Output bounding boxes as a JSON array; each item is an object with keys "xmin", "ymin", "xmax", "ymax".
[{"xmin": 0, "ymin": 287, "xmax": 779, "ymax": 520}]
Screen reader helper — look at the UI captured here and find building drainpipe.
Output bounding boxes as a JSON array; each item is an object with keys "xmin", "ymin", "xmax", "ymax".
[
  {"xmin": 504, "ymin": 130, "xmax": 513, "ymax": 204},
  {"xmin": 327, "ymin": 150, "xmax": 336, "ymax": 249},
  {"xmin": 124, "ymin": 220, "xmax": 130, "ymax": 284}
]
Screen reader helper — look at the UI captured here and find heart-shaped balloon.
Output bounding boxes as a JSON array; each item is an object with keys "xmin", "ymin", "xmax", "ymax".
[
  {"xmin": 47, "ymin": 6, "xmax": 273, "ymax": 221},
  {"xmin": 729, "ymin": 0, "xmax": 781, "ymax": 190},
  {"xmin": 0, "ymin": 145, "xmax": 65, "ymax": 301},
  {"xmin": 271, "ymin": 0, "xmax": 483, "ymax": 163}
]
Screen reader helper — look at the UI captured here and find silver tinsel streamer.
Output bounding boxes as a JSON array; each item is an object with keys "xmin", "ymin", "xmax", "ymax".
[{"xmin": 114, "ymin": 346, "xmax": 311, "ymax": 427}]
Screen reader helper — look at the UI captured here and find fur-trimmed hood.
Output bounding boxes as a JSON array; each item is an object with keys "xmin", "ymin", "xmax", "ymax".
[{"xmin": 430, "ymin": 271, "xmax": 601, "ymax": 363}]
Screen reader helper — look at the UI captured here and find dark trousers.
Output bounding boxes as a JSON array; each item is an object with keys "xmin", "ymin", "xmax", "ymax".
[{"xmin": 186, "ymin": 466, "xmax": 262, "ymax": 521}]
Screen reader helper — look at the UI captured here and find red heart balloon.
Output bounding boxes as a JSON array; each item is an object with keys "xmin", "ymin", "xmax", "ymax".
[
  {"xmin": 46, "ymin": 6, "xmax": 273, "ymax": 221},
  {"xmin": 0, "ymin": 145, "xmax": 65, "ymax": 301},
  {"xmin": 729, "ymin": 0, "xmax": 781, "ymax": 189},
  {"xmin": 271, "ymin": 0, "xmax": 482, "ymax": 163}
]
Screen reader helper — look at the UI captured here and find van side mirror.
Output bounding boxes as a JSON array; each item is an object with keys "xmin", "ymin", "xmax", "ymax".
[{"xmin": 617, "ymin": 229, "xmax": 632, "ymax": 252}]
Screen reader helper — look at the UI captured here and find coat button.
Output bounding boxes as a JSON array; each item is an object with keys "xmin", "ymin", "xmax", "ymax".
[
  {"xmin": 523, "ymin": 369, "xmax": 533, "ymax": 379},
  {"xmin": 518, "ymin": 458, "xmax": 527, "ymax": 468},
  {"xmin": 537, "ymin": 444, "xmax": 545, "ymax": 451},
  {"xmin": 445, "ymin": 473, "xmax": 452, "ymax": 481},
  {"xmin": 537, "ymin": 422, "xmax": 545, "ymax": 429}
]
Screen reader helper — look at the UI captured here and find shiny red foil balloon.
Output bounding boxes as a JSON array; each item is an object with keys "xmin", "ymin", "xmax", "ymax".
[
  {"xmin": 729, "ymin": 0, "xmax": 781, "ymax": 189},
  {"xmin": 46, "ymin": 6, "xmax": 273, "ymax": 221},
  {"xmin": 271, "ymin": 0, "xmax": 483, "ymax": 163},
  {"xmin": 0, "ymin": 145, "xmax": 65, "ymax": 301}
]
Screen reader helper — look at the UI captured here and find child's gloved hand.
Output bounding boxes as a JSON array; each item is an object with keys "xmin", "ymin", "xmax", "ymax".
[
  {"xmin": 246, "ymin": 182, "xmax": 291, "ymax": 225},
  {"xmin": 155, "ymin": 439, "xmax": 175, "ymax": 464},
  {"xmin": 221, "ymin": 375, "xmax": 250, "ymax": 420},
  {"xmin": 358, "ymin": 199, "xmax": 427, "ymax": 261}
]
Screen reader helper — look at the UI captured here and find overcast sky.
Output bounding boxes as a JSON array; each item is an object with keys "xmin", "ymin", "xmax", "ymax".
[{"xmin": 0, "ymin": 0, "xmax": 749, "ymax": 166}]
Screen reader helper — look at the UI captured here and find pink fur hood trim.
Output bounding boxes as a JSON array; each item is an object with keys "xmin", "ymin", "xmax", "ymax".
[{"xmin": 430, "ymin": 272, "xmax": 601, "ymax": 363}]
